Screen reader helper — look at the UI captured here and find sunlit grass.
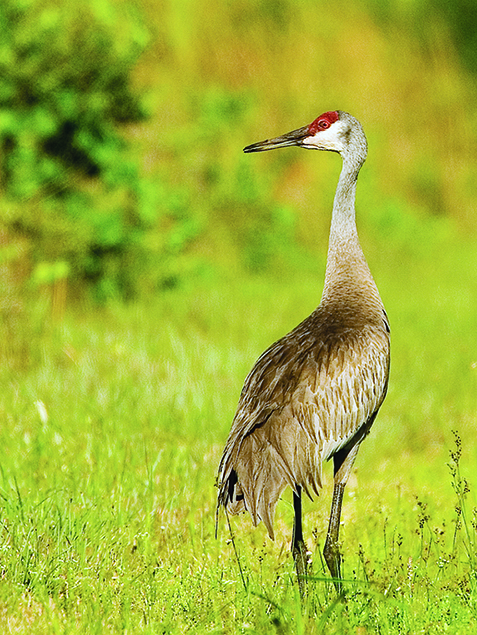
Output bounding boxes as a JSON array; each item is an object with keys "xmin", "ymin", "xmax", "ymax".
[{"xmin": 0, "ymin": 218, "xmax": 476, "ymax": 632}]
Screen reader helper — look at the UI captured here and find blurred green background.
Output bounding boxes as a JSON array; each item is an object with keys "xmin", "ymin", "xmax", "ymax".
[{"xmin": 1, "ymin": 0, "xmax": 477, "ymax": 316}]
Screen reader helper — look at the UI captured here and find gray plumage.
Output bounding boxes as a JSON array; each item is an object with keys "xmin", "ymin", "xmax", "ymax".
[{"xmin": 216, "ymin": 110, "xmax": 390, "ymax": 591}]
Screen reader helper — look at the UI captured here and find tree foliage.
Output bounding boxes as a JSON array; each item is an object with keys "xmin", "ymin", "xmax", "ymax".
[{"xmin": 0, "ymin": 0, "xmax": 199, "ymax": 301}]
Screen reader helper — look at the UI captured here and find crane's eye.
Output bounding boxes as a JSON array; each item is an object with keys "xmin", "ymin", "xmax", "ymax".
[{"xmin": 318, "ymin": 120, "xmax": 330, "ymax": 130}]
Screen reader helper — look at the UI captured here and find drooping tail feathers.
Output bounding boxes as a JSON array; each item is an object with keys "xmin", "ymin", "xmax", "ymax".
[{"xmin": 217, "ymin": 414, "xmax": 322, "ymax": 539}]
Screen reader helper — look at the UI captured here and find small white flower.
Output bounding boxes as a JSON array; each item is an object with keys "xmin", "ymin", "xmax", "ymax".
[{"xmin": 35, "ymin": 400, "xmax": 49, "ymax": 425}]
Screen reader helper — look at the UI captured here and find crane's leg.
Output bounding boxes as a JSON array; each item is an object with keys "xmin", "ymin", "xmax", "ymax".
[
  {"xmin": 323, "ymin": 442, "xmax": 361, "ymax": 594},
  {"xmin": 292, "ymin": 486, "xmax": 310, "ymax": 598}
]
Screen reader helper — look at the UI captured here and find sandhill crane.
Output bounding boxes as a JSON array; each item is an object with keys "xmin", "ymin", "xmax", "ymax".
[{"xmin": 216, "ymin": 111, "xmax": 390, "ymax": 592}]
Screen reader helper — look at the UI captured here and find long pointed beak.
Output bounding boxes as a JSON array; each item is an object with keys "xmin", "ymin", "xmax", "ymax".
[{"xmin": 243, "ymin": 124, "xmax": 310, "ymax": 153}]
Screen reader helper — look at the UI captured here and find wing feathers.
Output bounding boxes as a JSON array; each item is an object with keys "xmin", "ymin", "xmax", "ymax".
[{"xmin": 217, "ymin": 318, "xmax": 390, "ymax": 537}]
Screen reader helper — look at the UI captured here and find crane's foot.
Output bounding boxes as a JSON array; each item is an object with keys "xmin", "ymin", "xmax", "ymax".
[
  {"xmin": 292, "ymin": 537, "xmax": 311, "ymax": 600},
  {"xmin": 291, "ymin": 487, "xmax": 311, "ymax": 600},
  {"xmin": 323, "ymin": 537, "xmax": 343, "ymax": 595}
]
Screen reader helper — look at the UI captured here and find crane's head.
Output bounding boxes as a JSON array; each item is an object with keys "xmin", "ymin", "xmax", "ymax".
[{"xmin": 244, "ymin": 110, "xmax": 367, "ymax": 165}]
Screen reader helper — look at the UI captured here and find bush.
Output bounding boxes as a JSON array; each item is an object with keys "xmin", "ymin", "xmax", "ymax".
[{"xmin": 0, "ymin": 0, "xmax": 200, "ymax": 302}]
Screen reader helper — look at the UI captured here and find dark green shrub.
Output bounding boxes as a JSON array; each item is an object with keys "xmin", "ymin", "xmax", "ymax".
[{"xmin": 0, "ymin": 0, "xmax": 199, "ymax": 301}]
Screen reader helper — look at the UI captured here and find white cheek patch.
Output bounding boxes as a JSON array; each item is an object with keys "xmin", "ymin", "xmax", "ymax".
[{"xmin": 302, "ymin": 121, "xmax": 346, "ymax": 151}]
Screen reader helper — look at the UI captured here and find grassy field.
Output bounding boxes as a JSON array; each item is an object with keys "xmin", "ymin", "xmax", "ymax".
[{"xmin": 1, "ymin": 215, "xmax": 476, "ymax": 634}]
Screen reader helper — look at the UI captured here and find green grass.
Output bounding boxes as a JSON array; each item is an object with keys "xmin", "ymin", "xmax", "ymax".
[{"xmin": 1, "ymin": 224, "xmax": 477, "ymax": 633}]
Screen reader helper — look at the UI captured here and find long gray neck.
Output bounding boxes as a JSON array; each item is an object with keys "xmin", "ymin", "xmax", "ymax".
[
  {"xmin": 321, "ymin": 156, "xmax": 380, "ymax": 306},
  {"xmin": 328, "ymin": 160, "xmax": 360, "ymax": 257}
]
